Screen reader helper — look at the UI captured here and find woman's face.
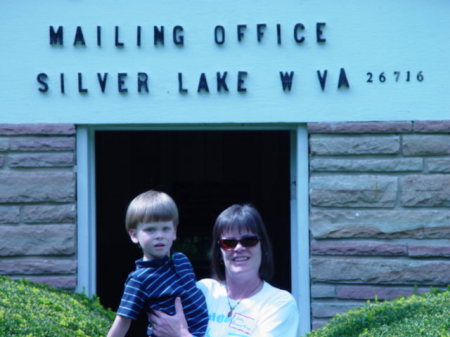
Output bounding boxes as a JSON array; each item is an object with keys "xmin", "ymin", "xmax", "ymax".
[{"xmin": 219, "ymin": 229, "xmax": 262, "ymax": 280}]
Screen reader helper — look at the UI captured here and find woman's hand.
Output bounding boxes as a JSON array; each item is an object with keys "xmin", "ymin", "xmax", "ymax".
[{"xmin": 149, "ymin": 297, "xmax": 193, "ymax": 337}]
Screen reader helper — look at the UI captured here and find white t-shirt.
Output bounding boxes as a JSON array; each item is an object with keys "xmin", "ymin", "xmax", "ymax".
[{"xmin": 197, "ymin": 278, "xmax": 299, "ymax": 337}]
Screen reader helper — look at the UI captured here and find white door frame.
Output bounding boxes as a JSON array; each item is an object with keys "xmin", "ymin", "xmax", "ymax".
[
  {"xmin": 291, "ymin": 126, "xmax": 312, "ymax": 334},
  {"xmin": 76, "ymin": 124, "xmax": 311, "ymax": 334}
]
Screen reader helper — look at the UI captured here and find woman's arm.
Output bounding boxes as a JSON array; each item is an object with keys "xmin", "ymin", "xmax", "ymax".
[
  {"xmin": 149, "ymin": 297, "xmax": 194, "ymax": 337},
  {"xmin": 107, "ymin": 315, "xmax": 131, "ymax": 337}
]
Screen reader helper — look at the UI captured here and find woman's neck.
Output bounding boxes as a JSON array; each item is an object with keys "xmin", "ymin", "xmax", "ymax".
[{"xmin": 225, "ymin": 275, "xmax": 263, "ymax": 300}]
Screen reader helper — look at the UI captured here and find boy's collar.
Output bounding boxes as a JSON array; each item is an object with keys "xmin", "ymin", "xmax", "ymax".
[{"xmin": 135, "ymin": 255, "xmax": 170, "ymax": 268}]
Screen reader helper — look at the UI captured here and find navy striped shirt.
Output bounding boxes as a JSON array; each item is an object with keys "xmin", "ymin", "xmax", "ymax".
[{"xmin": 117, "ymin": 252, "xmax": 208, "ymax": 337}]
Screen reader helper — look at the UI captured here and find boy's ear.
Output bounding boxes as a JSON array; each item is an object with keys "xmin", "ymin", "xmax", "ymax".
[{"xmin": 128, "ymin": 229, "xmax": 139, "ymax": 244}]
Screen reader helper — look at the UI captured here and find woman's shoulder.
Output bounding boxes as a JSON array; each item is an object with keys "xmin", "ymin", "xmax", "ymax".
[
  {"xmin": 197, "ymin": 278, "xmax": 226, "ymax": 295},
  {"xmin": 197, "ymin": 278, "xmax": 221, "ymax": 289},
  {"xmin": 259, "ymin": 282, "xmax": 297, "ymax": 305}
]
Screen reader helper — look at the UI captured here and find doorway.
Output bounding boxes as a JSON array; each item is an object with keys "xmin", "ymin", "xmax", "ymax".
[{"xmin": 95, "ymin": 130, "xmax": 291, "ymax": 335}]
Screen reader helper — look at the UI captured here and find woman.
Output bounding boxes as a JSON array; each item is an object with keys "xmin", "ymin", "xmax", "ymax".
[{"xmin": 150, "ymin": 204, "xmax": 299, "ymax": 337}]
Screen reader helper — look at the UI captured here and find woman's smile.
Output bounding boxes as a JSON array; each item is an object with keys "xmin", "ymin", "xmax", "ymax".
[{"xmin": 231, "ymin": 255, "xmax": 250, "ymax": 262}]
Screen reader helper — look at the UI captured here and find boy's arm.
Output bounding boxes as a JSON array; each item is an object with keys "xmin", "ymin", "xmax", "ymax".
[{"xmin": 107, "ymin": 315, "xmax": 132, "ymax": 337}]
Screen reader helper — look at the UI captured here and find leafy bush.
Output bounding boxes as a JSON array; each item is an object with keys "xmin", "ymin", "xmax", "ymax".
[
  {"xmin": 0, "ymin": 276, "xmax": 115, "ymax": 337},
  {"xmin": 307, "ymin": 288, "xmax": 450, "ymax": 337}
]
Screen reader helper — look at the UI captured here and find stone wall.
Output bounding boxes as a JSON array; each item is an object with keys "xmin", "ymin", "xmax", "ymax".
[
  {"xmin": 308, "ymin": 121, "xmax": 450, "ymax": 329},
  {"xmin": 0, "ymin": 124, "xmax": 77, "ymax": 289},
  {"xmin": 1, "ymin": 121, "xmax": 450, "ymax": 328}
]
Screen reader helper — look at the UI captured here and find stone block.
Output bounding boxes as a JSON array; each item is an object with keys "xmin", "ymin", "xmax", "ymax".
[
  {"xmin": 310, "ymin": 158, "xmax": 422, "ymax": 172},
  {"xmin": 308, "ymin": 122, "xmax": 412, "ymax": 134},
  {"xmin": 9, "ymin": 153, "xmax": 74, "ymax": 168},
  {"xmin": 400, "ymin": 175, "xmax": 450, "ymax": 207},
  {"xmin": 22, "ymin": 204, "xmax": 76, "ymax": 224},
  {"xmin": 312, "ymin": 301, "xmax": 363, "ymax": 318},
  {"xmin": 311, "ymin": 257, "xmax": 450, "ymax": 285},
  {"xmin": 0, "ymin": 124, "xmax": 75, "ymax": 135},
  {"xmin": 408, "ymin": 243, "xmax": 450, "ymax": 257},
  {"xmin": 0, "ymin": 138, "xmax": 9, "ymax": 151},
  {"xmin": 310, "ymin": 209, "xmax": 450, "ymax": 239},
  {"xmin": 311, "ymin": 240, "xmax": 407, "ymax": 256},
  {"xmin": 311, "ymin": 319, "xmax": 329, "ymax": 330},
  {"xmin": 10, "ymin": 137, "xmax": 75, "ymax": 151},
  {"xmin": 22, "ymin": 276, "xmax": 77, "ymax": 289},
  {"xmin": 310, "ymin": 135, "xmax": 400, "ymax": 155},
  {"xmin": 310, "ymin": 175, "xmax": 397, "ymax": 208},
  {"xmin": 0, "ymin": 257, "xmax": 76, "ymax": 274},
  {"xmin": 427, "ymin": 158, "xmax": 450, "ymax": 173},
  {"xmin": 403, "ymin": 135, "xmax": 450, "ymax": 156},
  {"xmin": 335, "ymin": 285, "xmax": 429, "ymax": 300},
  {"xmin": 413, "ymin": 120, "xmax": 450, "ymax": 133},
  {"xmin": 0, "ymin": 171, "xmax": 75, "ymax": 202},
  {"xmin": 0, "ymin": 225, "xmax": 75, "ymax": 256},
  {"xmin": 0, "ymin": 206, "xmax": 20, "ymax": 223},
  {"xmin": 311, "ymin": 284, "xmax": 336, "ymax": 298}
]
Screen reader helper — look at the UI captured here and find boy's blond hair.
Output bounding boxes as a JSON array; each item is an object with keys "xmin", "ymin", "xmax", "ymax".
[{"xmin": 125, "ymin": 190, "xmax": 179, "ymax": 231}]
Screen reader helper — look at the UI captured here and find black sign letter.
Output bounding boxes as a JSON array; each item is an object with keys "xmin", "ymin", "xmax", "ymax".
[
  {"xmin": 294, "ymin": 23, "xmax": 305, "ymax": 43},
  {"xmin": 118, "ymin": 73, "xmax": 128, "ymax": 93},
  {"xmin": 97, "ymin": 73, "xmax": 108, "ymax": 93},
  {"xmin": 78, "ymin": 73, "xmax": 88, "ymax": 93},
  {"xmin": 217, "ymin": 72, "xmax": 229, "ymax": 92},
  {"xmin": 97, "ymin": 26, "xmax": 102, "ymax": 46},
  {"xmin": 173, "ymin": 26, "xmax": 184, "ymax": 46},
  {"xmin": 137, "ymin": 26, "xmax": 142, "ymax": 47},
  {"xmin": 338, "ymin": 68, "xmax": 350, "ymax": 89},
  {"xmin": 237, "ymin": 71, "xmax": 248, "ymax": 93},
  {"xmin": 178, "ymin": 73, "xmax": 188, "ymax": 94},
  {"xmin": 280, "ymin": 72, "xmax": 294, "ymax": 91},
  {"xmin": 316, "ymin": 22, "xmax": 326, "ymax": 43},
  {"xmin": 257, "ymin": 24, "xmax": 267, "ymax": 42},
  {"xmin": 73, "ymin": 26, "xmax": 86, "ymax": 46},
  {"xmin": 277, "ymin": 24, "xmax": 282, "ymax": 45},
  {"xmin": 60, "ymin": 73, "xmax": 65, "ymax": 94},
  {"xmin": 137, "ymin": 72, "xmax": 149, "ymax": 93},
  {"xmin": 49, "ymin": 26, "xmax": 63, "ymax": 46},
  {"xmin": 317, "ymin": 70, "xmax": 328, "ymax": 91},
  {"xmin": 154, "ymin": 26, "xmax": 165, "ymax": 46},
  {"xmin": 237, "ymin": 25, "xmax": 247, "ymax": 42},
  {"xmin": 214, "ymin": 26, "xmax": 225, "ymax": 45},
  {"xmin": 198, "ymin": 73, "xmax": 210, "ymax": 93},
  {"xmin": 37, "ymin": 73, "xmax": 49, "ymax": 93},
  {"xmin": 115, "ymin": 26, "xmax": 124, "ymax": 47}
]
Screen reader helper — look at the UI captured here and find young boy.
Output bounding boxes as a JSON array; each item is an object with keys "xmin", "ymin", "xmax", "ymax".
[{"xmin": 107, "ymin": 190, "xmax": 208, "ymax": 337}]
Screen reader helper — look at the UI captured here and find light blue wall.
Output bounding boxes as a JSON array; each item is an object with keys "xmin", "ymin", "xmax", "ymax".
[{"xmin": 1, "ymin": 0, "xmax": 449, "ymax": 123}]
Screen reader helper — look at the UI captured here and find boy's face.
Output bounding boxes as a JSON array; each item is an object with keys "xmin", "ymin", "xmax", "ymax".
[{"xmin": 128, "ymin": 221, "xmax": 177, "ymax": 261}]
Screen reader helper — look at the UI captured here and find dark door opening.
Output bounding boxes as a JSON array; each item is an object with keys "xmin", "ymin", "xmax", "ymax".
[{"xmin": 95, "ymin": 130, "xmax": 291, "ymax": 336}]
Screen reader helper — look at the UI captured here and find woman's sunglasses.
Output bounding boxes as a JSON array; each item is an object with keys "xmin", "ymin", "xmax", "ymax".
[{"xmin": 218, "ymin": 235, "xmax": 260, "ymax": 250}]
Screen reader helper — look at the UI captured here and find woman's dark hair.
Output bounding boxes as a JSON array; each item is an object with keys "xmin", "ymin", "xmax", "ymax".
[{"xmin": 210, "ymin": 204, "xmax": 274, "ymax": 282}]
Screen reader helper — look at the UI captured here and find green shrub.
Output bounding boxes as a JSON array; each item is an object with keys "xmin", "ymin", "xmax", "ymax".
[
  {"xmin": 307, "ymin": 289, "xmax": 450, "ymax": 337},
  {"xmin": 0, "ymin": 276, "xmax": 115, "ymax": 337}
]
